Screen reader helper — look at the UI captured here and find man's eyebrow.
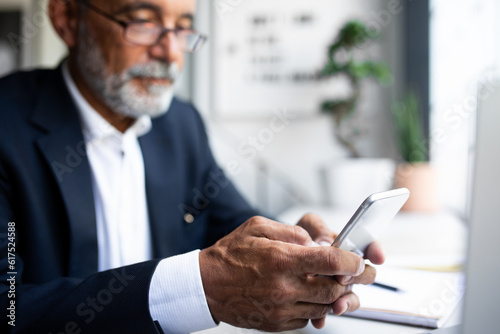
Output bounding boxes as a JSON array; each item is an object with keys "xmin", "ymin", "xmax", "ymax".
[
  {"xmin": 113, "ymin": 2, "xmax": 163, "ymax": 15},
  {"xmin": 112, "ymin": 2, "xmax": 195, "ymax": 23},
  {"xmin": 180, "ymin": 13, "xmax": 194, "ymax": 22}
]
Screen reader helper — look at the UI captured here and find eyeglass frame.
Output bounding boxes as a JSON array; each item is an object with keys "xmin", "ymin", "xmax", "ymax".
[{"xmin": 74, "ymin": 0, "xmax": 207, "ymax": 53}]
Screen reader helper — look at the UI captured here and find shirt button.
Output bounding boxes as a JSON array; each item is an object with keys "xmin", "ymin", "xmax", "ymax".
[{"xmin": 184, "ymin": 213, "xmax": 195, "ymax": 224}]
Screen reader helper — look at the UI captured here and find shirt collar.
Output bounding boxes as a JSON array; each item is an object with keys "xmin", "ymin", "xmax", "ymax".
[{"xmin": 61, "ymin": 62, "xmax": 152, "ymax": 143}]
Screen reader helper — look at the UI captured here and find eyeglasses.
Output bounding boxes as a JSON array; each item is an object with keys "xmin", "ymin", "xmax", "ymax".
[{"xmin": 75, "ymin": 0, "xmax": 207, "ymax": 53}]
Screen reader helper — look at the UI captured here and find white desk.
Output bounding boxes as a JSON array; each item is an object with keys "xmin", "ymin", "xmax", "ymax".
[{"xmin": 196, "ymin": 209, "xmax": 468, "ymax": 334}]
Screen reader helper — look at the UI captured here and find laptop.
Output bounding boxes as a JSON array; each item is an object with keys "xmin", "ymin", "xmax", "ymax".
[{"xmin": 426, "ymin": 83, "xmax": 500, "ymax": 333}]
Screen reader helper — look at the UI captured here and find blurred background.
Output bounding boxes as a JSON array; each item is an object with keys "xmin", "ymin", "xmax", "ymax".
[{"xmin": 1, "ymin": 0, "xmax": 499, "ymax": 220}]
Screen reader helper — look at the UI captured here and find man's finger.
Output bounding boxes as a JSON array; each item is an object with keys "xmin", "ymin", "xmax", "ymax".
[
  {"xmin": 286, "ymin": 244, "xmax": 365, "ymax": 276},
  {"xmin": 294, "ymin": 302, "xmax": 333, "ymax": 320},
  {"xmin": 273, "ymin": 302, "xmax": 332, "ymax": 323},
  {"xmin": 311, "ymin": 316, "xmax": 326, "ymax": 329},
  {"xmin": 244, "ymin": 216, "xmax": 314, "ymax": 246},
  {"xmin": 336, "ymin": 264, "xmax": 377, "ymax": 285},
  {"xmin": 364, "ymin": 241, "xmax": 385, "ymax": 265},
  {"xmin": 296, "ymin": 213, "xmax": 336, "ymax": 245},
  {"xmin": 331, "ymin": 291, "xmax": 360, "ymax": 315},
  {"xmin": 277, "ymin": 319, "xmax": 310, "ymax": 332},
  {"xmin": 295, "ymin": 275, "xmax": 353, "ymax": 304},
  {"xmin": 258, "ymin": 318, "xmax": 310, "ymax": 332}
]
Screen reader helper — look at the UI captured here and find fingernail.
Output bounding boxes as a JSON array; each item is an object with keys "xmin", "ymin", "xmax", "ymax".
[
  {"xmin": 319, "ymin": 241, "xmax": 331, "ymax": 246},
  {"xmin": 357, "ymin": 258, "xmax": 365, "ymax": 275},
  {"xmin": 335, "ymin": 304, "xmax": 349, "ymax": 316},
  {"xmin": 311, "ymin": 241, "xmax": 321, "ymax": 247},
  {"xmin": 343, "ymin": 276, "xmax": 352, "ymax": 284}
]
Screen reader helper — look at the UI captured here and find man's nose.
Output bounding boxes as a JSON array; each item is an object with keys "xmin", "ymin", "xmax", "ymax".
[{"xmin": 149, "ymin": 31, "xmax": 184, "ymax": 64}]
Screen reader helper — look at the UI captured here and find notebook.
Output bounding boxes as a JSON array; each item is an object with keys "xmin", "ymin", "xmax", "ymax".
[{"xmin": 345, "ymin": 266, "xmax": 465, "ymax": 329}]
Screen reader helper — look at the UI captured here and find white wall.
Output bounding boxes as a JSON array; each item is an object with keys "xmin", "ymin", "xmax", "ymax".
[{"xmin": 32, "ymin": 0, "xmax": 67, "ymax": 68}]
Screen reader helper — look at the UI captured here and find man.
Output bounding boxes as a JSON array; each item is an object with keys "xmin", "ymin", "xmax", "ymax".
[{"xmin": 0, "ymin": 0, "xmax": 384, "ymax": 333}]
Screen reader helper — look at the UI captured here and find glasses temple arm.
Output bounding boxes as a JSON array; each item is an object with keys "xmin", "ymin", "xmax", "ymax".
[{"xmin": 76, "ymin": 0, "xmax": 129, "ymax": 28}]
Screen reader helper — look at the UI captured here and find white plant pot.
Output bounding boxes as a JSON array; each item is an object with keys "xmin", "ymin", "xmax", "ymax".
[{"xmin": 320, "ymin": 158, "xmax": 396, "ymax": 211}]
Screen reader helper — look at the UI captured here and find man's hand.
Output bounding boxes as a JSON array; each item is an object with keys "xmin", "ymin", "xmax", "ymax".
[
  {"xmin": 296, "ymin": 213, "xmax": 386, "ymax": 329},
  {"xmin": 199, "ymin": 216, "xmax": 376, "ymax": 332}
]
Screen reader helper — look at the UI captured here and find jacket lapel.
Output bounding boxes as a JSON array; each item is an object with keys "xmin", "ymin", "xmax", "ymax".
[{"xmin": 31, "ymin": 68, "xmax": 98, "ymax": 278}]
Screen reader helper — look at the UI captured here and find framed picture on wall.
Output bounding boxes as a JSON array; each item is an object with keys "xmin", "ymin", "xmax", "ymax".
[{"xmin": 211, "ymin": 0, "xmax": 380, "ymax": 118}]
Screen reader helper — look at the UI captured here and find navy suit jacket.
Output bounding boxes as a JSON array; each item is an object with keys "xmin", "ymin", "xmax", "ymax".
[{"xmin": 0, "ymin": 67, "xmax": 257, "ymax": 333}]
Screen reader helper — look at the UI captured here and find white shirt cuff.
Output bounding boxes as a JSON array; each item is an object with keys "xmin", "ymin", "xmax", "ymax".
[{"xmin": 149, "ymin": 250, "xmax": 217, "ymax": 334}]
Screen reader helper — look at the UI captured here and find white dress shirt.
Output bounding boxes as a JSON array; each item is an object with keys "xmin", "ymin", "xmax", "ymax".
[{"xmin": 62, "ymin": 64, "xmax": 217, "ymax": 333}]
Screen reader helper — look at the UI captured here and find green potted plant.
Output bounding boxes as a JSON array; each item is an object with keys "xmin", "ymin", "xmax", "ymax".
[
  {"xmin": 317, "ymin": 20, "xmax": 395, "ymax": 208},
  {"xmin": 391, "ymin": 91, "xmax": 438, "ymax": 212},
  {"xmin": 318, "ymin": 20, "xmax": 392, "ymax": 158}
]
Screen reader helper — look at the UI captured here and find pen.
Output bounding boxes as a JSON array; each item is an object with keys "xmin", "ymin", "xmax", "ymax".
[{"xmin": 371, "ymin": 282, "xmax": 402, "ymax": 292}]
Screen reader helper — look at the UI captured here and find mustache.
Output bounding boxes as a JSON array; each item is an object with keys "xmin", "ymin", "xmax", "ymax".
[{"xmin": 126, "ymin": 62, "xmax": 180, "ymax": 82}]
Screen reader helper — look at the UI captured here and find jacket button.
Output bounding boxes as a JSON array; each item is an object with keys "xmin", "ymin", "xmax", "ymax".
[{"xmin": 184, "ymin": 213, "xmax": 195, "ymax": 224}]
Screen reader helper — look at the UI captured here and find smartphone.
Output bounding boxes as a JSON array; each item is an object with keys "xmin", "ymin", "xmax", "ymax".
[{"xmin": 331, "ymin": 188, "xmax": 410, "ymax": 257}]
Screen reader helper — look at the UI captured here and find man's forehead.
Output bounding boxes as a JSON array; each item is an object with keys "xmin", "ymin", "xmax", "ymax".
[{"xmin": 107, "ymin": 0, "xmax": 197, "ymax": 14}]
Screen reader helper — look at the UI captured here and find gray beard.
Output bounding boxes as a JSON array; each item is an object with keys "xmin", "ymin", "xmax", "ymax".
[{"xmin": 76, "ymin": 24, "xmax": 178, "ymax": 119}]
